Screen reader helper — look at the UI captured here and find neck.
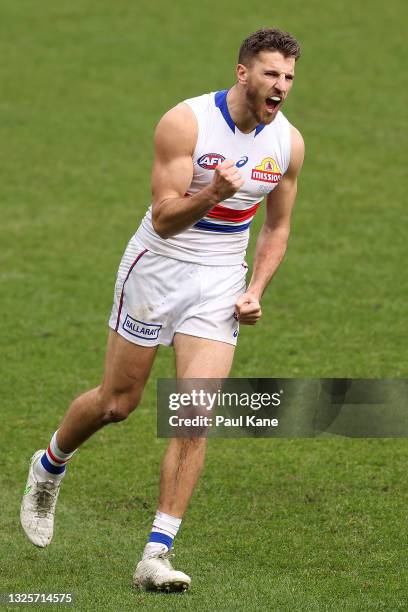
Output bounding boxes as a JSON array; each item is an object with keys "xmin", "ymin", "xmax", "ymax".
[{"xmin": 227, "ymin": 84, "xmax": 259, "ymax": 134}]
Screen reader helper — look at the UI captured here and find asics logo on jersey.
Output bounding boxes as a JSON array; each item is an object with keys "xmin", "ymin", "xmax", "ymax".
[
  {"xmin": 236, "ymin": 156, "xmax": 249, "ymax": 168},
  {"xmin": 251, "ymin": 157, "xmax": 282, "ymax": 183},
  {"xmin": 198, "ymin": 153, "xmax": 226, "ymax": 170}
]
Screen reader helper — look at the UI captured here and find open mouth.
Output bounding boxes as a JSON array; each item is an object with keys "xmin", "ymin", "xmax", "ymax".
[{"xmin": 265, "ymin": 95, "xmax": 282, "ymax": 111}]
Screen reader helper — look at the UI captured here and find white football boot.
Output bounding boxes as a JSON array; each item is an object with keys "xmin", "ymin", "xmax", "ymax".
[
  {"xmin": 133, "ymin": 549, "xmax": 191, "ymax": 592},
  {"xmin": 20, "ymin": 450, "xmax": 61, "ymax": 548}
]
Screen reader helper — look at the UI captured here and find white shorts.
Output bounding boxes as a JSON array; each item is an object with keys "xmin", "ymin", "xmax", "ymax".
[{"xmin": 108, "ymin": 236, "xmax": 248, "ymax": 347}]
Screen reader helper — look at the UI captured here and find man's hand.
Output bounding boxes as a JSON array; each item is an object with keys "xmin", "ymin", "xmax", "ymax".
[
  {"xmin": 209, "ymin": 159, "xmax": 245, "ymax": 202},
  {"xmin": 235, "ymin": 292, "xmax": 262, "ymax": 325}
]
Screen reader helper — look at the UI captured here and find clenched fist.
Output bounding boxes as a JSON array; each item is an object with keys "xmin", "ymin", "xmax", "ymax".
[
  {"xmin": 235, "ymin": 293, "xmax": 262, "ymax": 325},
  {"xmin": 210, "ymin": 159, "xmax": 245, "ymax": 202}
]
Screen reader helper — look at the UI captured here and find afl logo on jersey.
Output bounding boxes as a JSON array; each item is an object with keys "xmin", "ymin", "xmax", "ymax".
[
  {"xmin": 251, "ymin": 157, "xmax": 282, "ymax": 183},
  {"xmin": 198, "ymin": 153, "xmax": 225, "ymax": 170}
]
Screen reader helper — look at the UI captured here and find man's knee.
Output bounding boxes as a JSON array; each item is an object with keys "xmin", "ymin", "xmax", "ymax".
[
  {"xmin": 176, "ymin": 436, "xmax": 207, "ymax": 450},
  {"xmin": 99, "ymin": 389, "xmax": 142, "ymax": 424}
]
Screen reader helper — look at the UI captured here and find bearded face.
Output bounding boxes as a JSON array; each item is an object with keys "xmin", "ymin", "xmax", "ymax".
[{"xmin": 241, "ymin": 51, "xmax": 295, "ymax": 125}]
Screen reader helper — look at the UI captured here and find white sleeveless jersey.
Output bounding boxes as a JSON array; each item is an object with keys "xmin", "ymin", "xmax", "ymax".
[{"xmin": 136, "ymin": 89, "xmax": 292, "ymax": 265}]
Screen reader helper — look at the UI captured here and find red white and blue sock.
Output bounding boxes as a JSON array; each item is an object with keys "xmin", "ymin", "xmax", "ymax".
[
  {"xmin": 142, "ymin": 510, "xmax": 182, "ymax": 559},
  {"xmin": 34, "ymin": 431, "xmax": 75, "ymax": 483}
]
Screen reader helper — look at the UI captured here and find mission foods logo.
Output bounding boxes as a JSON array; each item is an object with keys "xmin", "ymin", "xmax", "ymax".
[
  {"xmin": 198, "ymin": 153, "xmax": 225, "ymax": 170},
  {"xmin": 251, "ymin": 157, "xmax": 282, "ymax": 183}
]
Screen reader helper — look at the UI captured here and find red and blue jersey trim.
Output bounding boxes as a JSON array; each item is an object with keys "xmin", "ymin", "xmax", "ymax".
[
  {"xmin": 207, "ymin": 201, "xmax": 260, "ymax": 222},
  {"xmin": 185, "ymin": 186, "xmax": 261, "ymax": 234},
  {"xmin": 193, "ymin": 219, "xmax": 252, "ymax": 233}
]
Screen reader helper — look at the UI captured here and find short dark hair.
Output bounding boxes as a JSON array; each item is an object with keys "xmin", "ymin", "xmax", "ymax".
[{"xmin": 238, "ymin": 28, "xmax": 301, "ymax": 65}]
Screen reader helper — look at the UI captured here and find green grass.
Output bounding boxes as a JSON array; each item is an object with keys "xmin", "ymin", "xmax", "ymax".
[{"xmin": 1, "ymin": 0, "xmax": 407, "ymax": 610}]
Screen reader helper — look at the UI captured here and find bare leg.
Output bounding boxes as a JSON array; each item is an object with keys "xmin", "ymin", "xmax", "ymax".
[
  {"xmin": 56, "ymin": 330, "xmax": 158, "ymax": 452},
  {"xmin": 158, "ymin": 334, "xmax": 235, "ymax": 517},
  {"xmin": 21, "ymin": 330, "xmax": 158, "ymax": 549}
]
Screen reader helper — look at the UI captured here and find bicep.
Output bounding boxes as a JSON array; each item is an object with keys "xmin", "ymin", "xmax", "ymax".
[
  {"xmin": 151, "ymin": 105, "xmax": 197, "ymax": 206},
  {"xmin": 264, "ymin": 126, "xmax": 304, "ymax": 230},
  {"xmin": 264, "ymin": 174, "xmax": 298, "ymax": 230}
]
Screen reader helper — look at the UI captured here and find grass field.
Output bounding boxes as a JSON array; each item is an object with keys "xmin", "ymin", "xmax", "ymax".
[{"xmin": 1, "ymin": 0, "xmax": 407, "ymax": 610}]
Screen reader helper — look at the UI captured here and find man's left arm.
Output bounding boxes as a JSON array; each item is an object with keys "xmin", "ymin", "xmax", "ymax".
[{"xmin": 236, "ymin": 125, "xmax": 305, "ymax": 325}]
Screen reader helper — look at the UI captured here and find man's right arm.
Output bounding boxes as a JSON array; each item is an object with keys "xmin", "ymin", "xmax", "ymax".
[{"xmin": 151, "ymin": 104, "xmax": 243, "ymax": 238}]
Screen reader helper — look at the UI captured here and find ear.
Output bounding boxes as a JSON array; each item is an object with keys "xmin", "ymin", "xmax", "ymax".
[{"xmin": 236, "ymin": 63, "xmax": 248, "ymax": 85}]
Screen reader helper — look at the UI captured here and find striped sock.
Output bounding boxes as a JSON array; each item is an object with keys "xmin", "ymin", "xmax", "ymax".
[
  {"xmin": 34, "ymin": 431, "xmax": 76, "ymax": 483},
  {"xmin": 142, "ymin": 510, "xmax": 182, "ymax": 559}
]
